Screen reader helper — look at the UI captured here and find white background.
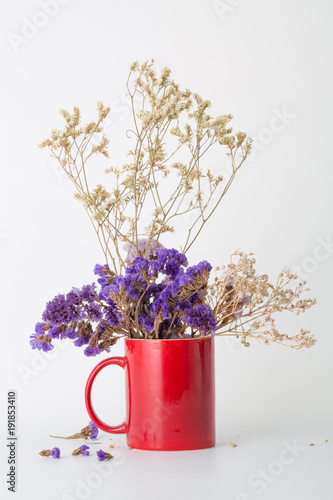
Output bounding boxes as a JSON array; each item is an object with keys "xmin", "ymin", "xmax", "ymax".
[{"xmin": 1, "ymin": 1, "xmax": 333, "ymax": 499}]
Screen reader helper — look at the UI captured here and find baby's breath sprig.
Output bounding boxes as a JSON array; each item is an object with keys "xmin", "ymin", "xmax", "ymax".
[
  {"xmin": 207, "ymin": 251, "xmax": 316, "ymax": 349},
  {"xmin": 39, "ymin": 60, "xmax": 252, "ymax": 274}
]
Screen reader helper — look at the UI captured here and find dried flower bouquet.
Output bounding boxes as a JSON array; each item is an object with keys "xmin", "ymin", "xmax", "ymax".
[{"xmin": 30, "ymin": 61, "xmax": 316, "ymax": 356}]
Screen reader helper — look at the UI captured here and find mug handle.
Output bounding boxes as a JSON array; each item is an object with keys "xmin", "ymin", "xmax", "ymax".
[{"xmin": 85, "ymin": 357, "xmax": 127, "ymax": 434}]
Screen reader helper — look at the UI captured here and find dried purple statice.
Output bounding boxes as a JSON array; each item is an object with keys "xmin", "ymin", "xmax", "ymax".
[
  {"xmin": 96, "ymin": 449, "xmax": 114, "ymax": 461},
  {"xmin": 181, "ymin": 304, "xmax": 217, "ymax": 336},
  {"xmin": 72, "ymin": 444, "xmax": 90, "ymax": 456},
  {"xmin": 49, "ymin": 421, "xmax": 98, "ymax": 440},
  {"xmin": 39, "ymin": 447, "xmax": 60, "ymax": 459},
  {"xmin": 124, "ymin": 238, "xmax": 165, "ymax": 265}
]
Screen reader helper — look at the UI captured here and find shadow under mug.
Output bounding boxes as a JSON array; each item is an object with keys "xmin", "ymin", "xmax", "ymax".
[{"xmin": 85, "ymin": 336, "xmax": 215, "ymax": 451}]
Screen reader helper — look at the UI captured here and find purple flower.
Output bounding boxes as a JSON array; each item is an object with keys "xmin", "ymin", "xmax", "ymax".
[
  {"xmin": 30, "ymin": 333, "xmax": 54, "ymax": 352},
  {"xmin": 171, "ymin": 260, "xmax": 212, "ymax": 296},
  {"xmin": 94, "ymin": 263, "xmax": 111, "ymax": 285},
  {"xmin": 105, "ymin": 303, "xmax": 123, "ymax": 327},
  {"xmin": 35, "ymin": 322, "xmax": 46, "ymax": 335},
  {"xmin": 89, "ymin": 421, "xmax": 99, "ymax": 440},
  {"xmin": 80, "ymin": 284, "xmax": 98, "ymax": 303},
  {"xmin": 41, "ymin": 284, "xmax": 99, "ymax": 328},
  {"xmin": 48, "ymin": 326, "xmax": 70, "ymax": 340},
  {"xmin": 110, "ymin": 275, "xmax": 125, "ymax": 295},
  {"xmin": 51, "ymin": 447, "xmax": 60, "ymax": 459},
  {"xmin": 73, "ymin": 336, "xmax": 90, "ymax": 347},
  {"xmin": 84, "ymin": 345, "xmax": 100, "ymax": 357},
  {"xmin": 124, "ymin": 238, "xmax": 165, "ymax": 265},
  {"xmin": 159, "ymin": 317, "xmax": 182, "ymax": 338},
  {"xmin": 235, "ymin": 294, "xmax": 251, "ymax": 318},
  {"xmin": 97, "ymin": 449, "xmax": 106, "ymax": 461},
  {"xmin": 150, "ymin": 248, "xmax": 188, "ymax": 277},
  {"xmin": 42, "ymin": 293, "xmax": 68, "ymax": 326},
  {"xmin": 72, "ymin": 444, "xmax": 90, "ymax": 456},
  {"xmin": 182, "ymin": 304, "xmax": 217, "ymax": 336},
  {"xmin": 80, "ymin": 444, "xmax": 90, "ymax": 456},
  {"xmin": 150, "ymin": 285, "xmax": 172, "ymax": 319},
  {"xmin": 98, "ymin": 285, "xmax": 113, "ymax": 302},
  {"xmin": 122, "ymin": 271, "xmax": 148, "ymax": 300},
  {"xmin": 96, "ymin": 449, "xmax": 113, "ymax": 461},
  {"xmin": 85, "ymin": 302, "xmax": 103, "ymax": 322},
  {"xmin": 66, "ymin": 328, "xmax": 78, "ymax": 339},
  {"xmin": 128, "ymin": 256, "xmax": 149, "ymax": 273},
  {"xmin": 94, "ymin": 264, "xmax": 116, "ymax": 302},
  {"xmin": 33, "ymin": 249, "xmax": 218, "ymax": 352},
  {"xmin": 66, "ymin": 288, "xmax": 82, "ymax": 306},
  {"xmin": 138, "ymin": 314, "xmax": 155, "ymax": 333},
  {"xmin": 48, "ymin": 326, "xmax": 61, "ymax": 339}
]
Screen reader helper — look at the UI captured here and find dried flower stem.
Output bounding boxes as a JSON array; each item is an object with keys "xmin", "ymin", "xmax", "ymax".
[{"xmin": 40, "ymin": 61, "xmax": 252, "ymax": 274}]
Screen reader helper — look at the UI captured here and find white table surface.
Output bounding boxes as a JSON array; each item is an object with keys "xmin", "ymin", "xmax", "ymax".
[{"xmin": 1, "ymin": 423, "xmax": 332, "ymax": 500}]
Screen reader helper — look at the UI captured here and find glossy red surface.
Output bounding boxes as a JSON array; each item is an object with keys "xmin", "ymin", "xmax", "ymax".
[{"xmin": 85, "ymin": 337, "xmax": 215, "ymax": 451}]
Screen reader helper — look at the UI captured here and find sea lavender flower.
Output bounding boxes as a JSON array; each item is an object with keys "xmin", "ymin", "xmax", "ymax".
[
  {"xmin": 182, "ymin": 303, "xmax": 217, "ymax": 336},
  {"xmin": 48, "ymin": 325, "xmax": 72, "ymax": 340},
  {"xmin": 150, "ymin": 248, "xmax": 188, "ymax": 277},
  {"xmin": 35, "ymin": 322, "xmax": 46, "ymax": 335},
  {"xmin": 66, "ymin": 328, "xmax": 78, "ymax": 339},
  {"xmin": 234, "ymin": 294, "xmax": 251, "ymax": 318},
  {"xmin": 39, "ymin": 447, "xmax": 60, "ymax": 458},
  {"xmin": 80, "ymin": 284, "xmax": 98, "ymax": 303},
  {"xmin": 94, "ymin": 263, "xmax": 111, "ymax": 285},
  {"xmin": 104, "ymin": 303, "xmax": 123, "ymax": 327},
  {"xmin": 97, "ymin": 449, "xmax": 114, "ymax": 461},
  {"xmin": 124, "ymin": 238, "xmax": 164, "ymax": 265},
  {"xmin": 88, "ymin": 421, "xmax": 99, "ymax": 440},
  {"xmin": 138, "ymin": 313, "xmax": 155, "ymax": 333},
  {"xmin": 128, "ymin": 256, "xmax": 149, "ymax": 273},
  {"xmin": 94, "ymin": 263, "xmax": 116, "ymax": 302},
  {"xmin": 32, "ymin": 250, "xmax": 217, "ymax": 352},
  {"xmin": 72, "ymin": 444, "xmax": 90, "ymax": 456},
  {"xmin": 120, "ymin": 259, "xmax": 150, "ymax": 298},
  {"xmin": 51, "ymin": 447, "xmax": 60, "ymax": 459},
  {"xmin": 41, "ymin": 284, "xmax": 99, "ymax": 329},
  {"xmin": 30, "ymin": 333, "xmax": 54, "ymax": 352},
  {"xmin": 171, "ymin": 260, "xmax": 212, "ymax": 296},
  {"xmin": 66, "ymin": 288, "xmax": 82, "ymax": 306},
  {"xmin": 42, "ymin": 293, "xmax": 71, "ymax": 326},
  {"xmin": 49, "ymin": 421, "xmax": 98, "ymax": 440},
  {"xmin": 73, "ymin": 336, "xmax": 90, "ymax": 347},
  {"xmin": 84, "ymin": 302, "xmax": 103, "ymax": 322},
  {"xmin": 150, "ymin": 285, "xmax": 172, "ymax": 319},
  {"xmin": 109, "ymin": 275, "xmax": 125, "ymax": 295},
  {"xmin": 84, "ymin": 345, "xmax": 100, "ymax": 357}
]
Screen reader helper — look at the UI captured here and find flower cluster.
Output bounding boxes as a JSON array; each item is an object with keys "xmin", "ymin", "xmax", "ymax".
[
  {"xmin": 31, "ymin": 239, "xmax": 316, "ymax": 353},
  {"xmin": 39, "ymin": 445, "xmax": 115, "ymax": 460},
  {"xmin": 106, "ymin": 247, "xmax": 216, "ymax": 340},
  {"xmin": 35, "ymin": 61, "xmax": 316, "ymax": 353},
  {"xmin": 207, "ymin": 251, "xmax": 316, "ymax": 349},
  {"xmin": 30, "ymin": 282, "xmax": 125, "ymax": 356},
  {"xmin": 31, "ymin": 244, "xmax": 217, "ymax": 354}
]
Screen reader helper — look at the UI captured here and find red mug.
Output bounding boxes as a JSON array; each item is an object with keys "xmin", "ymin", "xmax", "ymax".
[{"xmin": 85, "ymin": 337, "xmax": 215, "ymax": 451}]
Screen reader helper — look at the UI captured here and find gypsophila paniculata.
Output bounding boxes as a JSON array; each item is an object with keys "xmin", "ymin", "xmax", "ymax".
[{"xmin": 34, "ymin": 61, "xmax": 316, "ymax": 351}]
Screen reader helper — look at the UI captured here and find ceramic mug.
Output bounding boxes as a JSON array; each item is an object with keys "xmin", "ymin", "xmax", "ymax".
[{"xmin": 85, "ymin": 336, "xmax": 215, "ymax": 451}]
